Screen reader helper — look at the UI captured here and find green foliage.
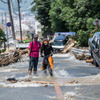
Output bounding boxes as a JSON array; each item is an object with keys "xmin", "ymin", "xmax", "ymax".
[
  {"xmin": 23, "ymin": 39, "xmax": 31, "ymax": 43},
  {"xmin": 0, "ymin": 49, "xmax": 6, "ymax": 54},
  {"xmin": 31, "ymin": 0, "xmax": 52, "ymax": 36},
  {"xmin": 76, "ymin": 30, "xmax": 89, "ymax": 47},
  {"xmin": 26, "ymin": 34, "xmax": 31, "ymax": 39},
  {"xmin": 31, "ymin": 0, "xmax": 100, "ymax": 46},
  {"xmin": 0, "ymin": 28, "xmax": 6, "ymax": 46},
  {"xmin": 49, "ymin": 0, "xmax": 68, "ymax": 32},
  {"xmin": 49, "ymin": 0, "xmax": 100, "ymax": 46}
]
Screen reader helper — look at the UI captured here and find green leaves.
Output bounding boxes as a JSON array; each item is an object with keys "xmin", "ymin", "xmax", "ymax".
[
  {"xmin": 31, "ymin": 0, "xmax": 52, "ymax": 36},
  {"xmin": 31, "ymin": 0, "xmax": 100, "ymax": 46},
  {"xmin": 0, "ymin": 28, "xmax": 6, "ymax": 46}
]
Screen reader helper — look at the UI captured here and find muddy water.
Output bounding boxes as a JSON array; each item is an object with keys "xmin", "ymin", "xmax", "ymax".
[{"xmin": 0, "ymin": 53, "xmax": 100, "ymax": 100}]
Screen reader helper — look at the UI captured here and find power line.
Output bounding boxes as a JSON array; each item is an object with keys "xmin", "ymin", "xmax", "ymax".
[
  {"xmin": 13, "ymin": 10, "xmax": 19, "ymax": 15},
  {"xmin": 11, "ymin": 0, "xmax": 18, "ymax": 11},
  {"xmin": 0, "ymin": 0, "xmax": 7, "ymax": 4},
  {"xmin": 11, "ymin": 0, "xmax": 19, "ymax": 15}
]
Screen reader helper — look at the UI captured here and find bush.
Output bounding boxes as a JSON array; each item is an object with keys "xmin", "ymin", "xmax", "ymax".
[
  {"xmin": 23, "ymin": 39, "xmax": 31, "ymax": 43},
  {"xmin": 77, "ymin": 30, "xmax": 90, "ymax": 47},
  {"xmin": 26, "ymin": 34, "xmax": 31, "ymax": 39},
  {"xmin": 0, "ymin": 28, "xmax": 6, "ymax": 46},
  {"xmin": 0, "ymin": 49, "xmax": 6, "ymax": 54}
]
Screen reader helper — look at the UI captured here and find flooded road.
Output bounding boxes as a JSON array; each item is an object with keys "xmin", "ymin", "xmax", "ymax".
[{"xmin": 0, "ymin": 53, "xmax": 100, "ymax": 100}]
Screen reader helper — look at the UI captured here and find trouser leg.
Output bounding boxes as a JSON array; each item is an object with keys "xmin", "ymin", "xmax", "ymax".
[
  {"xmin": 28, "ymin": 56, "xmax": 33, "ymax": 76},
  {"xmin": 48, "ymin": 65, "xmax": 53, "ymax": 76},
  {"xmin": 33, "ymin": 57, "xmax": 38, "ymax": 74},
  {"xmin": 43, "ymin": 64, "xmax": 47, "ymax": 74}
]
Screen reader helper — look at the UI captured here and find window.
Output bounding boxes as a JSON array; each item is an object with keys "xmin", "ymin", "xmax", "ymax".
[{"xmin": 53, "ymin": 40, "xmax": 63, "ymax": 46}]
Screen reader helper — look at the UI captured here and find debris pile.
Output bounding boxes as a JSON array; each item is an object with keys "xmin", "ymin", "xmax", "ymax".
[
  {"xmin": 0, "ymin": 49, "xmax": 28, "ymax": 67},
  {"xmin": 72, "ymin": 48, "xmax": 93, "ymax": 63},
  {"xmin": 62, "ymin": 39, "xmax": 76, "ymax": 53},
  {"xmin": 74, "ymin": 52, "xmax": 91, "ymax": 60}
]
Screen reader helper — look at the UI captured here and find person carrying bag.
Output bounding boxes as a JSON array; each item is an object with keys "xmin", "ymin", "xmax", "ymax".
[
  {"xmin": 28, "ymin": 34, "xmax": 41, "ymax": 76},
  {"xmin": 41, "ymin": 39, "xmax": 54, "ymax": 76}
]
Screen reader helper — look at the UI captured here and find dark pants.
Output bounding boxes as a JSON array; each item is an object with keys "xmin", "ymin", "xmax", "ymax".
[
  {"xmin": 43, "ymin": 55, "xmax": 53, "ymax": 76},
  {"xmin": 29, "ymin": 56, "xmax": 38, "ymax": 71}
]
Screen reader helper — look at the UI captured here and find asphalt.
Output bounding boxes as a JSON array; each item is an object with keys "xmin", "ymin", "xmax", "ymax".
[{"xmin": 0, "ymin": 53, "xmax": 100, "ymax": 100}]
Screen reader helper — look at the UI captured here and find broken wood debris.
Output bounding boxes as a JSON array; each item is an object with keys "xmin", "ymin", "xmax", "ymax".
[
  {"xmin": 8, "ymin": 79, "xmax": 78, "ymax": 84},
  {"xmin": 62, "ymin": 39, "xmax": 76, "ymax": 53},
  {"xmin": 0, "ymin": 49, "xmax": 28, "ymax": 67}
]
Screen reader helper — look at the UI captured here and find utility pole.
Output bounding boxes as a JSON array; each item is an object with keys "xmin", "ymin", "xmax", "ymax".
[
  {"xmin": 5, "ymin": 13, "xmax": 9, "ymax": 48},
  {"xmin": 2, "ymin": 12, "xmax": 4, "ymax": 26},
  {"xmin": 8, "ymin": 0, "xmax": 16, "ymax": 40},
  {"xmin": 2, "ymin": 12, "xmax": 6, "ymax": 49},
  {"xmin": 17, "ymin": 0, "xmax": 23, "ymax": 43}
]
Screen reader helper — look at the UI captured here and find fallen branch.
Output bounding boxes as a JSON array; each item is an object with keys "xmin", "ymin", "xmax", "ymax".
[{"xmin": 0, "ymin": 50, "xmax": 21, "ymax": 67}]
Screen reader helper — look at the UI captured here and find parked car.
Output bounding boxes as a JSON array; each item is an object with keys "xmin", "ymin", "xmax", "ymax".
[
  {"xmin": 52, "ymin": 35, "xmax": 69, "ymax": 53},
  {"xmin": 88, "ymin": 32, "xmax": 100, "ymax": 67}
]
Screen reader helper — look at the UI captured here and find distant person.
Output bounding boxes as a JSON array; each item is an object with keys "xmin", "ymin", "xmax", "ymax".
[
  {"xmin": 41, "ymin": 39, "xmax": 54, "ymax": 76},
  {"xmin": 28, "ymin": 34, "xmax": 41, "ymax": 76},
  {"xmin": 58, "ymin": 33, "xmax": 61, "ymax": 35}
]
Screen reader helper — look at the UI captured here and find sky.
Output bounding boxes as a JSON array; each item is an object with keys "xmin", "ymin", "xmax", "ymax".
[
  {"xmin": 0, "ymin": 0, "xmax": 33, "ymax": 14},
  {"xmin": 0, "ymin": 0, "xmax": 34, "ymax": 25}
]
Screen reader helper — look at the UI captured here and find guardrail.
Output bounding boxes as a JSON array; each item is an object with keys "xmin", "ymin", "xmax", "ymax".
[
  {"xmin": 71, "ymin": 47, "xmax": 91, "ymax": 56},
  {"xmin": 16, "ymin": 43, "xmax": 29, "ymax": 49}
]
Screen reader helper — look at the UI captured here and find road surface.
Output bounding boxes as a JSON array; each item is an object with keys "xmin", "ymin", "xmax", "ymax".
[{"xmin": 0, "ymin": 53, "xmax": 100, "ymax": 100}]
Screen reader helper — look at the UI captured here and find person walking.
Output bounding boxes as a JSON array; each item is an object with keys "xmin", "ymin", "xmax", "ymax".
[
  {"xmin": 41, "ymin": 39, "xmax": 54, "ymax": 76},
  {"xmin": 28, "ymin": 34, "xmax": 41, "ymax": 76}
]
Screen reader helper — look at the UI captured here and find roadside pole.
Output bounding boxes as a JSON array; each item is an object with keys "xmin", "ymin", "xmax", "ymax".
[
  {"xmin": 5, "ymin": 13, "xmax": 9, "ymax": 48},
  {"xmin": 17, "ymin": 0, "xmax": 23, "ymax": 43},
  {"xmin": 8, "ymin": 0, "xmax": 16, "ymax": 40},
  {"xmin": 2, "ymin": 12, "xmax": 6, "ymax": 49}
]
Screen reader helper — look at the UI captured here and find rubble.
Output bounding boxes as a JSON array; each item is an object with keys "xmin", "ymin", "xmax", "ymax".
[
  {"xmin": 86, "ymin": 59, "xmax": 93, "ymax": 63},
  {"xmin": 73, "ymin": 52, "xmax": 91, "ymax": 60},
  {"xmin": 62, "ymin": 39, "xmax": 76, "ymax": 53},
  {"xmin": 72, "ymin": 47, "xmax": 93, "ymax": 63},
  {"xmin": 7, "ymin": 79, "xmax": 78, "ymax": 85},
  {"xmin": 0, "ymin": 49, "xmax": 28, "ymax": 67}
]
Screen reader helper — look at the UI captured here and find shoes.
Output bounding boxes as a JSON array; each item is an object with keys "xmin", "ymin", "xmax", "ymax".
[{"xmin": 50, "ymin": 73, "xmax": 53, "ymax": 77}]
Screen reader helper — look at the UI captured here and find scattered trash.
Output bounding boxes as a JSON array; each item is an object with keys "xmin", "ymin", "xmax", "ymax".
[
  {"xmin": 65, "ymin": 80, "xmax": 78, "ymax": 84},
  {"xmin": 7, "ymin": 78, "xmax": 18, "ymax": 83},
  {"xmin": 44, "ymin": 85, "xmax": 48, "ymax": 87},
  {"xmin": 64, "ymin": 91, "xmax": 76, "ymax": 98}
]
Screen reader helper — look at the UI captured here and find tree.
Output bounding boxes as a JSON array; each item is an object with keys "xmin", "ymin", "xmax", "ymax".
[
  {"xmin": 50, "ymin": 0, "xmax": 100, "ymax": 46},
  {"xmin": 49, "ymin": 0, "xmax": 68, "ymax": 32},
  {"xmin": 31, "ymin": 0, "xmax": 52, "ymax": 36}
]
